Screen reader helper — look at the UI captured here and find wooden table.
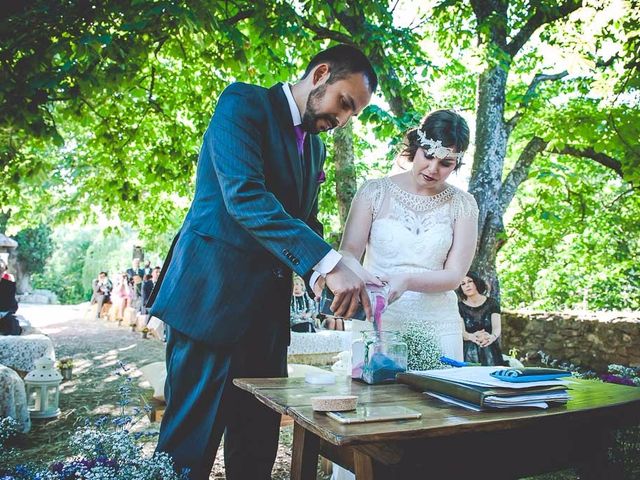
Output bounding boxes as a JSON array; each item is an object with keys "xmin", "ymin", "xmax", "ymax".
[{"xmin": 233, "ymin": 376, "xmax": 640, "ymax": 479}]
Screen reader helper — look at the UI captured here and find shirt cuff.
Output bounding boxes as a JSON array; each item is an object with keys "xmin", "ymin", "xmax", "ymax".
[
  {"xmin": 309, "ymin": 249, "xmax": 342, "ymax": 290},
  {"xmin": 313, "ymin": 249, "xmax": 341, "ymax": 275},
  {"xmin": 309, "ymin": 272, "xmax": 322, "ymax": 291}
]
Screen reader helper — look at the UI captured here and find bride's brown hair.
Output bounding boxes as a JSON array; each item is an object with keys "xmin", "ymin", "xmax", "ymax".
[{"xmin": 400, "ymin": 109, "xmax": 470, "ymax": 171}]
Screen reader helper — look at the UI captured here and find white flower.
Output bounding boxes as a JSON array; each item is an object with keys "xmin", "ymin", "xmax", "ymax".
[{"xmin": 401, "ymin": 322, "xmax": 446, "ymax": 371}]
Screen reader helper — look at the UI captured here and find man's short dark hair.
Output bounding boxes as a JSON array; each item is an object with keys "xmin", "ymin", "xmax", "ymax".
[
  {"xmin": 99, "ymin": 271, "xmax": 108, "ymax": 276},
  {"xmin": 302, "ymin": 44, "xmax": 378, "ymax": 93}
]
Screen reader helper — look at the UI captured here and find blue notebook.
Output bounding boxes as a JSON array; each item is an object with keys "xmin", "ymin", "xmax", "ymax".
[{"xmin": 490, "ymin": 367, "xmax": 571, "ymax": 383}]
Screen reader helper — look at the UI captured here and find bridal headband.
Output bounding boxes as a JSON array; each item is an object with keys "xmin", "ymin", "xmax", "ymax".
[{"xmin": 417, "ymin": 129, "xmax": 465, "ymax": 164}]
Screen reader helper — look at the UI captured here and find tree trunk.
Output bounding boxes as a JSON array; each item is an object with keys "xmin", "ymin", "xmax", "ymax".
[
  {"xmin": 468, "ymin": 65, "xmax": 510, "ymax": 300},
  {"xmin": 333, "ymin": 121, "xmax": 357, "ymax": 229}
]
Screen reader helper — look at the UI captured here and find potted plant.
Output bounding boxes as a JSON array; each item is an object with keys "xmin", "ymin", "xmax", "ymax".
[
  {"xmin": 57, "ymin": 358, "xmax": 74, "ymax": 381},
  {"xmin": 141, "ymin": 327, "xmax": 150, "ymax": 339}
]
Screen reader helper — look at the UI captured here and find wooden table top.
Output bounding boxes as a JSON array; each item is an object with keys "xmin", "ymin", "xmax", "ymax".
[{"xmin": 234, "ymin": 376, "xmax": 640, "ymax": 446}]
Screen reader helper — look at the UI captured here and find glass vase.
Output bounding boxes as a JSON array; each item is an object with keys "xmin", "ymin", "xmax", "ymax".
[{"xmin": 362, "ymin": 330, "xmax": 407, "ymax": 384}]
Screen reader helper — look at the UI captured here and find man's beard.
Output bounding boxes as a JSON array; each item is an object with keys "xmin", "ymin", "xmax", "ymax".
[{"xmin": 301, "ymin": 84, "xmax": 338, "ymax": 134}]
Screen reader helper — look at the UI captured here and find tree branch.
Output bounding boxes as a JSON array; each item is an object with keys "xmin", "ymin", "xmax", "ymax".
[
  {"xmin": 550, "ymin": 145, "xmax": 624, "ymax": 178},
  {"xmin": 390, "ymin": 0, "xmax": 401, "ymax": 15},
  {"xmin": 506, "ymin": 70, "xmax": 568, "ymax": 133},
  {"xmin": 608, "ymin": 186, "xmax": 640, "ymax": 207},
  {"xmin": 296, "ymin": 17, "xmax": 353, "ymax": 44},
  {"xmin": 223, "ymin": 9, "xmax": 255, "ymax": 26},
  {"xmin": 470, "ymin": 0, "xmax": 509, "ymax": 48},
  {"xmin": 506, "ymin": 0, "xmax": 582, "ymax": 57},
  {"xmin": 499, "ymin": 136, "xmax": 548, "ymax": 213}
]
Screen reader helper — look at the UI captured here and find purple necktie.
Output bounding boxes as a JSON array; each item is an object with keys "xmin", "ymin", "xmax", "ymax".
[{"xmin": 293, "ymin": 125, "xmax": 306, "ymax": 157}]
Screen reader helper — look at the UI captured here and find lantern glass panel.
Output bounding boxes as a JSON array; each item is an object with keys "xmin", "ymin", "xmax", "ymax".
[
  {"xmin": 46, "ymin": 386, "xmax": 58, "ymax": 410},
  {"xmin": 27, "ymin": 386, "xmax": 41, "ymax": 411}
]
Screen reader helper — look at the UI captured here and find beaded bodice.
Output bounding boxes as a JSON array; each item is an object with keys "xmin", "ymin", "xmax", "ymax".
[{"xmin": 355, "ymin": 176, "xmax": 478, "ymax": 275}]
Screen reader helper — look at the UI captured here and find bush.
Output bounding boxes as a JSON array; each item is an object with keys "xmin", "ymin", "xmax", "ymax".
[
  {"xmin": 0, "ymin": 364, "xmax": 188, "ymax": 480},
  {"xmin": 400, "ymin": 322, "xmax": 446, "ymax": 371}
]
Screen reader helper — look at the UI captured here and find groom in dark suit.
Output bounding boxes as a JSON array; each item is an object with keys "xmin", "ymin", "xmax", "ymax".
[{"xmin": 150, "ymin": 44, "xmax": 378, "ymax": 479}]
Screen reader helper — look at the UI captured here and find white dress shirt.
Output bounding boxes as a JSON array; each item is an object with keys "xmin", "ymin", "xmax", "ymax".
[{"xmin": 281, "ymin": 83, "xmax": 341, "ymax": 287}]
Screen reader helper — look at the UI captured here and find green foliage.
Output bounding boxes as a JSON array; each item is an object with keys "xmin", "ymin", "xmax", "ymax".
[
  {"xmin": 82, "ymin": 228, "xmax": 144, "ymax": 290},
  {"xmin": 498, "ymin": 155, "xmax": 640, "ymax": 310},
  {"xmin": 31, "ymin": 225, "xmax": 97, "ymax": 303},
  {"xmin": 1, "ymin": 0, "xmax": 639, "ymax": 310},
  {"xmin": 31, "ymin": 224, "xmax": 165, "ymax": 304},
  {"xmin": 13, "ymin": 224, "xmax": 53, "ymax": 276}
]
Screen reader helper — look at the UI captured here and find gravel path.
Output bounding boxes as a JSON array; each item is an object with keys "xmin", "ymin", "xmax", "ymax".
[{"xmin": 9, "ymin": 303, "xmax": 307, "ymax": 479}]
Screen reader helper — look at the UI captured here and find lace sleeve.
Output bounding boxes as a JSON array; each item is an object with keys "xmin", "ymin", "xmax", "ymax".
[
  {"xmin": 452, "ymin": 189, "xmax": 479, "ymax": 221},
  {"xmin": 353, "ymin": 179, "xmax": 384, "ymax": 221}
]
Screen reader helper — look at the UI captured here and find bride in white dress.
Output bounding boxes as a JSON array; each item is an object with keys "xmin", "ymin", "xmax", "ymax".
[{"xmin": 340, "ymin": 109, "xmax": 478, "ymax": 361}]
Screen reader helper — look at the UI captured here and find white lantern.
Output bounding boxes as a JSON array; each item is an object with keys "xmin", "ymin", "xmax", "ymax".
[{"xmin": 24, "ymin": 357, "xmax": 62, "ymax": 419}]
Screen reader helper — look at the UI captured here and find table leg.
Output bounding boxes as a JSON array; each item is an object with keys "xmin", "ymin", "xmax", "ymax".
[
  {"xmin": 353, "ymin": 449, "xmax": 395, "ymax": 480},
  {"xmin": 291, "ymin": 422, "xmax": 320, "ymax": 480},
  {"xmin": 575, "ymin": 427, "xmax": 623, "ymax": 480}
]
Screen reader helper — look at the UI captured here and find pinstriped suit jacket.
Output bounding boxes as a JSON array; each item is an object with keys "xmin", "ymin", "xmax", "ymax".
[{"xmin": 149, "ymin": 82, "xmax": 332, "ymax": 347}]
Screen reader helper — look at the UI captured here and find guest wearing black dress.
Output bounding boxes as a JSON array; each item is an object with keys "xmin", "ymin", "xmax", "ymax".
[
  {"xmin": 0, "ymin": 259, "xmax": 21, "ymax": 336},
  {"xmin": 457, "ymin": 272, "xmax": 505, "ymax": 366}
]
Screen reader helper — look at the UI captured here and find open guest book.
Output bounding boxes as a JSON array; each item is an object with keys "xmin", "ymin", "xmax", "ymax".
[{"xmin": 397, "ymin": 366, "xmax": 572, "ymax": 411}]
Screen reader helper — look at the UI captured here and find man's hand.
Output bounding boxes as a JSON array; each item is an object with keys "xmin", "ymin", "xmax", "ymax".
[{"xmin": 325, "ymin": 259, "xmax": 375, "ymax": 319}]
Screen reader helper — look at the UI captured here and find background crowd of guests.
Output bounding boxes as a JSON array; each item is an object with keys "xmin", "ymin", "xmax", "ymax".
[{"xmin": 90, "ymin": 258, "xmax": 161, "ymax": 321}]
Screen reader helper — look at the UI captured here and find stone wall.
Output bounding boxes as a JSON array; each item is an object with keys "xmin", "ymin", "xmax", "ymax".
[
  {"xmin": 502, "ymin": 310, "xmax": 640, "ymax": 371},
  {"xmin": 17, "ymin": 289, "xmax": 59, "ymax": 305}
]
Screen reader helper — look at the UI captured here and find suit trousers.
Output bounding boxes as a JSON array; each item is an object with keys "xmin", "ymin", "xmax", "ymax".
[{"xmin": 156, "ymin": 321, "xmax": 288, "ymax": 480}]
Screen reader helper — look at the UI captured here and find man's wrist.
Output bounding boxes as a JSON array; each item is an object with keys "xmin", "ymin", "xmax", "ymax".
[{"xmin": 312, "ymin": 249, "xmax": 342, "ymax": 276}]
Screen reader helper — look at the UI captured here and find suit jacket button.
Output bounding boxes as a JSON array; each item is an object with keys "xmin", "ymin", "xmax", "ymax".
[{"xmin": 293, "ymin": 259, "xmax": 300, "ymax": 265}]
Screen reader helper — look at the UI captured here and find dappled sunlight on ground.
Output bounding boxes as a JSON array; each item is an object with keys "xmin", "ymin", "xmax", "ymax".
[{"xmin": 9, "ymin": 303, "xmax": 166, "ymax": 467}]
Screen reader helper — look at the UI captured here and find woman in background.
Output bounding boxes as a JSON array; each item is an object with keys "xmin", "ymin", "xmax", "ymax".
[
  {"xmin": 0, "ymin": 259, "xmax": 21, "ymax": 335},
  {"xmin": 0, "ymin": 259, "xmax": 14, "ymax": 281},
  {"xmin": 457, "ymin": 272, "xmax": 505, "ymax": 366},
  {"xmin": 111, "ymin": 272, "xmax": 133, "ymax": 321},
  {"xmin": 290, "ymin": 275, "xmax": 317, "ymax": 333}
]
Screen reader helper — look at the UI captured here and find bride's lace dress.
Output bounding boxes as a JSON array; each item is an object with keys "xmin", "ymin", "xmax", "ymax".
[{"xmin": 355, "ymin": 176, "xmax": 478, "ymax": 361}]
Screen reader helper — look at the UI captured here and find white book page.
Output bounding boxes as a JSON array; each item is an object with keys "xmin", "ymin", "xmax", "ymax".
[
  {"xmin": 425, "ymin": 392, "xmax": 482, "ymax": 411},
  {"xmin": 411, "ymin": 366, "xmax": 573, "ymax": 389}
]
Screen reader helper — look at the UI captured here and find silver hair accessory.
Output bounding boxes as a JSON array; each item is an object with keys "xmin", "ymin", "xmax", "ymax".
[{"xmin": 417, "ymin": 129, "xmax": 464, "ymax": 164}]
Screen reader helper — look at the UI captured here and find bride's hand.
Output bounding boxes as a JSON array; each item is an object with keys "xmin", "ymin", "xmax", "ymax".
[{"xmin": 379, "ymin": 274, "xmax": 407, "ymax": 304}]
